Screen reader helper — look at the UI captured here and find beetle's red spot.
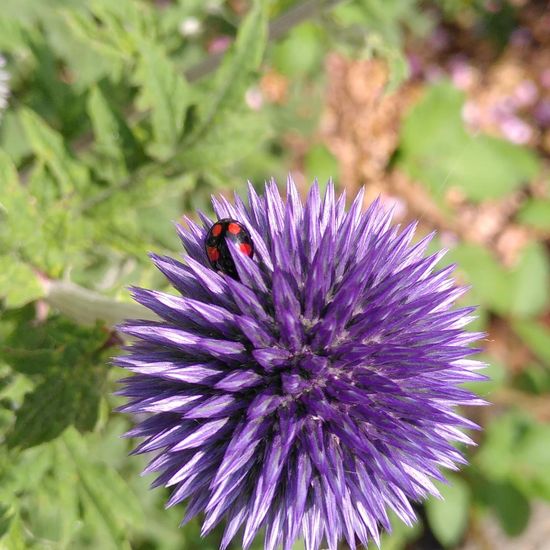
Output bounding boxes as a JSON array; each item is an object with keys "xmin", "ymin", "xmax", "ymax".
[
  {"xmin": 239, "ymin": 243, "xmax": 252, "ymax": 256},
  {"xmin": 207, "ymin": 246, "xmax": 220, "ymax": 261},
  {"xmin": 228, "ymin": 223, "xmax": 241, "ymax": 235},
  {"xmin": 211, "ymin": 224, "xmax": 222, "ymax": 237}
]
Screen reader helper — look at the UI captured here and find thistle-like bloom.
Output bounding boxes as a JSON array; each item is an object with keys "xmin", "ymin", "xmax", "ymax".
[{"xmin": 116, "ymin": 179, "xmax": 485, "ymax": 550}]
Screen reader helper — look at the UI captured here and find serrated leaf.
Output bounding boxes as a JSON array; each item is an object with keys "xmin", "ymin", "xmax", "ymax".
[
  {"xmin": 136, "ymin": 43, "xmax": 191, "ymax": 160},
  {"xmin": 86, "ymin": 86, "xmax": 143, "ymax": 181},
  {"xmin": 0, "ymin": 111, "xmax": 31, "ymax": 166},
  {"xmin": 62, "ymin": 429, "xmax": 143, "ymax": 547},
  {"xmin": 61, "ymin": 8, "xmax": 130, "ymax": 69},
  {"xmin": 425, "ymin": 476, "xmax": 470, "ymax": 547},
  {"xmin": 0, "ymin": 151, "xmax": 44, "ymax": 263},
  {"xmin": 0, "ymin": 505, "xmax": 13, "ymax": 539},
  {"xmin": 0, "ymin": 511, "xmax": 25, "ymax": 550},
  {"xmin": 20, "ymin": 109, "xmax": 89, "ymax": 193},
  {"xmin": 87, "ymin": 87, "xmax": 126, "ymax": 160},
  {"xmin": 50, "ymin": 442, "xmax": 81, "ymax": 546},
  {"xmin": 399, "ymin": 82, "xmax": 540, "ymax": 201},
  {"xmin": 5, "ymin": 319, "xmax": 108, "ymax": 449},
  {"xmin": 0, "ymin": 151, "xmax": 18, "ymax": 192},
  {"xmin": 179, "ymin": 109, "xmax": 271, "ymax": 169},
  {"xmin": 333, "ymin": 0, "xmax": 424, "ymax": 90},
  {"xmin": 183, "ymin": 0, "xmax": 268, "ymax": 151},
  {"xmin": 0, "ymin": 256, "xmax": 44, "ymax": 308},
  {"xmin": 0, "ymin": 444, "xmax": 54, "ymax": 500},
  {"xmin": 6, "ymin": 365, "xmax": 104, "ymax": 449}
]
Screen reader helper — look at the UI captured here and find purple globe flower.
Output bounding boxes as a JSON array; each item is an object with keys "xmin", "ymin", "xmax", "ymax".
[{"xmin": 116, "ymin": 178, "xmax": 486, "ymax": 550}]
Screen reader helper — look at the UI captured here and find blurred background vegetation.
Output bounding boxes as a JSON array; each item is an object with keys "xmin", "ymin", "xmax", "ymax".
[{"xmin": 1, "ymin": 0, "xmax": 550, "ymax": 548}]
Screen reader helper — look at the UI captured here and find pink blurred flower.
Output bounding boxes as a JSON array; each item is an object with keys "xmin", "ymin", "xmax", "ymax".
[
  {"xmin": 449, "ymin": 57, "xmax": 476, "ymax": 90},
  {"xmin": 245, "ymin": 87, "xmax": 264, "ymax": 111},
  {"xmin": 462, "ymin": 101, "xmax": 481, "ymax": 128},
  {"xmin": 534, "ymin": 100, "xmax": 550, "ymax": 128},
  {"xmin": 510, "ymin": 28, "xmax": 532, "ymax": 47},
  {"xmin": 207, "ymin": 35, "xmax": 232, "ymax": 54},
  {"xmin": 512, "ymin": 80, "xmax": 538, "ymax": 109},
  {"xmin": 540, "ymin": 69, "xmax": 550, "ymax": 89},
  {"xmin": 425, "ymin": 65, "xmax": 445, "ymax": 83},
  {"xmin": 407, "ymin": 53, "xmax": 423, "ymax": 80},
  {"xmin": 499, "ymin": 116, "xmax": 533, "ymax": 144},
  {"xmin": 429, "ymin": 27, "xmax": 450, "ymax": 52}
]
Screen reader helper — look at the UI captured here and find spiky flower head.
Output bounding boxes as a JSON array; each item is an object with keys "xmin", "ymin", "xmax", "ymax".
[{"xmin": 116, "ymin": 179, "xmax": 485, "ymax": 550}]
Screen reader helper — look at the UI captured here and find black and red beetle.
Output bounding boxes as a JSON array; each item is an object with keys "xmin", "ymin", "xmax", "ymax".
[{"xmin": 204, "ymin": 218, "xmax": 254, "ymax": 280}]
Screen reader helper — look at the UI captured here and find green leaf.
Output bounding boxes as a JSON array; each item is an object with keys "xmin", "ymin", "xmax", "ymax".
[
  {"xmin": 476, "ymin": 411, "xmax": 550, "ymax": 501},
  {"xmin": 425, "ymin": 476, "xmax": 471, "ymax": 547},
  {"xmin": 62, "ymin": 429, "xmax": 144, "ymax": 547},
  {"xmin": 463, "ymin": 356, "xmax": 507, "ymax": 396},
  {"xmin": 476, "ymin": 411, "xmax": 528, "ymax": 481},
  {"xmin": 4, "ymin": 319, "xmax": 109, "ymax": 449},
  {"xmin": 175, "ymin": 0, "xmax": 271, "ymax": 171},
  {"xmin": 452, "ymin": 136, "xmax": 540, "ymax": 202},
  {"xmin": 517, "ymin": 198, "xmax": 550, "ymax": 231},
  {"xmin": 0, "ymin": 444, "xmax": 54, "ymax": 500},
  {"xmin": 399, "ymin": 82, "xmax": 540, "ymax": 202},
  {"xmin": 62, "ymin": 9, "xmax": 126, "ymax": 80},
  {"xmin": 6, "ymin": 364, "xmax": 105, "ymax": 449},
  {"xmin": 136, "ymin": 42, "xmax": 191, "ymax": 160},
  {"xmin": 512, "ymin": 319, "xmax": 550, "ymax": 366},
  {"xmin": 178, "ymin": 109, "xmax": 271, "ymax": 170},
  {"xmin": 446, "ymin": 243, "xmax": 509, "ymax": 313},
  {"xmin": 333, "ymin": 0, "xmax": 426, "ymax": 90},
  {"xmin": 516, "ymin": 362, "xmax": 550, "ymax": 394},
  {"xmin": 87, "ymin": 87, "xmax": 126, "ymax": 160},
  {"xmin": 86, "ymin": 86, "xmax": 143, "ymax": 182},
  {"xmin": 19, "ymin": 109, "xmax": 89, "ymax": 194},
  {"xmin": 506, "ymin": 242, "xmax": 550, "ymax": 318},
  {"xmin": 304, "ymin": 144, "xmax": 340, "ymax": 191},
  {"xmin": 0, "ymin": 505, "xmax": 13, "ymax": 539},
  {"xmin": 0, "ymin": 148, "xmax": 24, "ymax": 203},
  {"xmin": 272, "ymin": 23, "xmax": 324, "ymax": 77},
  {"xmin": 0, "ymin": 256, "xmax": 44, "ymax": 308},
  {"xmin": 447, "ymin": 242, "xmax": 550, "ymax": 317},
  {"xmin": 0, "ymin": 151, "xmax": 44, "ymax": 264},
  {"xmin": 0, "ymin": 511, "xmax": 26, "ymax": 550},
  {"xmin": 62, "ymin": 0, "xmax": 153, "ymax": 71},
  {"xmin": 486, "ymin": 482, "xmax": 530, "ymax": 536},
  {"xmin": 182, "ymin": 0, "xmax": 269, "ymax": 156},
  {"xmin": 0, "ymin": 111, "xmax": 32, "ymax": 165}
]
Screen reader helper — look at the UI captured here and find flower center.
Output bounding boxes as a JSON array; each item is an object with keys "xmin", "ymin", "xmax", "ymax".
[{"xmin": 280, "ymin": 351, "xmax": 329, "ymax": 397}]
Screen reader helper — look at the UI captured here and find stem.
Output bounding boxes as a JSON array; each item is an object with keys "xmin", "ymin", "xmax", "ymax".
[{"xmin": 43, "ymin": 279, "xmax": 158, "ymax": 327}]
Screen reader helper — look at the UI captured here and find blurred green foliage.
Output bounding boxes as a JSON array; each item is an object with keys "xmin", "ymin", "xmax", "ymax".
[{"xmin": 1, "ymin": 0, "xmax": 550, "ymax": 549}]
